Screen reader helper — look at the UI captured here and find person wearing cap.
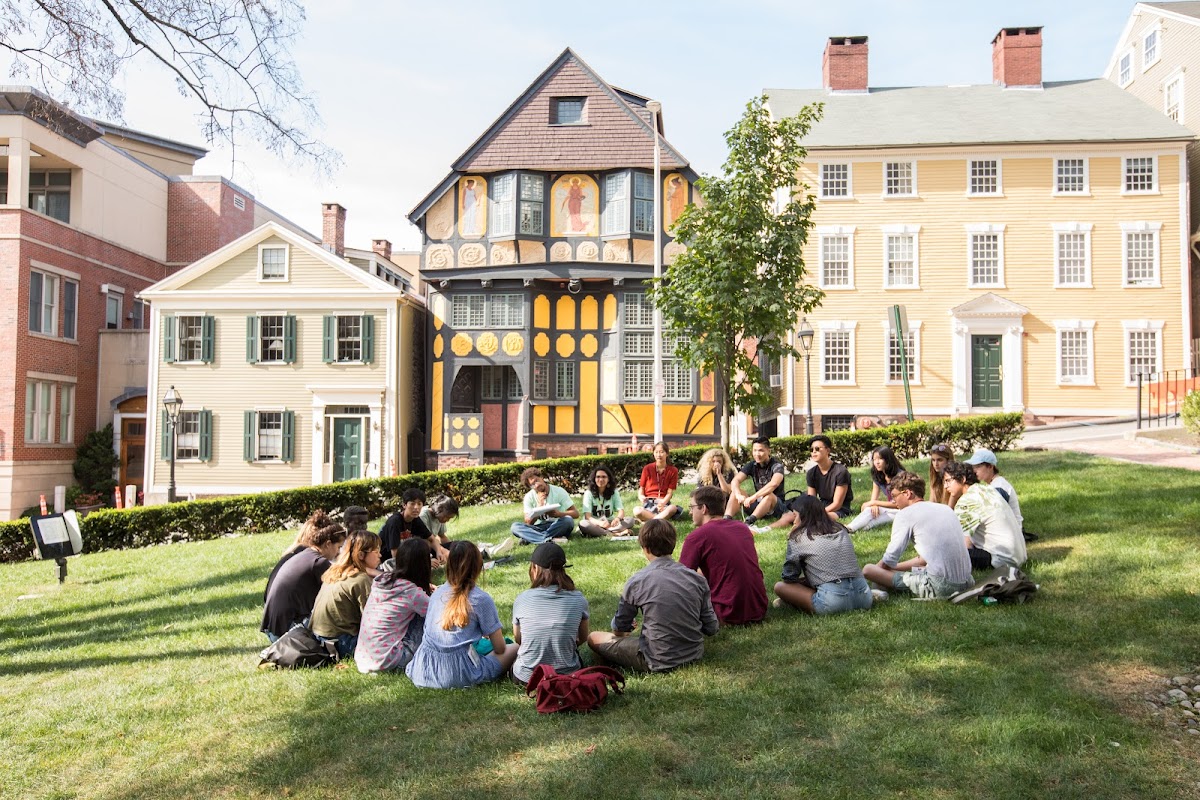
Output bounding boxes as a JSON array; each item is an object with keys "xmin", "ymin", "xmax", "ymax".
[
  {"xmin": 963, "ymin": 448, "xmax": 1023, "ymax": 528},
  {"xmin": 510, "ymin": 542, "xmax": 590, "ymax": 687},
  {"xmin": 942, "ymin": 462, "xmax": 1026, "ymax": 571},
  {"xmin": 679, "ymin": 485, "xmax": 767, "ymax": 625},
  {"xmin": 511, "ymin": 467, "xmax": 578, "ymax": 544}
]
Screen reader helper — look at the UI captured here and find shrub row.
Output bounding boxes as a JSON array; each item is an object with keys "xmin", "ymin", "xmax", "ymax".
[{"xmin": 0, "ymin": 412, "xmax": 1023, "ymax": 563}]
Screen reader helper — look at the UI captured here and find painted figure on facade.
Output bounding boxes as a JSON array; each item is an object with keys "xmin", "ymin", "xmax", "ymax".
[
  {"xmin": 665, "ymin": 173, "xmax": 687, "ymax": 231},
  {"xmin": 551, "ymin": 174, "xmax": 598, "ymax": 237},
  {"xmin": 459, "ymin": 177, "xmax": 486, "ymax": 237}
]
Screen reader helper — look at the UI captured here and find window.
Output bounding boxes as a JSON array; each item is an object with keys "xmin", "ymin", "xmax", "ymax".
[
  {"xmin": 258, "ymin": 244, "xmax": 288, "ymax": 281},
  {"xmin": 555, "ymin": 361, "xmax": 577, "ymax": 400},
  {"xmin": 29, "ymin": 270, "xmax": 58, "ymax": 335},
  {"xmin": 25, "ymin": 381, "xmax": 53, "ymax": 443},
  {"xmin": 967, "ymin": 226, "xmax": 1004, "ymax": 287},
  {"xmin": 0, "ymin": 170, "xmax": 6, "ymax": 203},
  {"xmin": 821, "ymin": 415, "xmax": 855, "ymax": 432},
  {"xmin": 258, "ymin": 412, "xmax": 283, "ymax": 460},
  {"xmin": 506, "ymin": 371, "xmax": 523, "ymax": 400},
  {"xmin": 883, "ymin": 227, "xmax": 919, "ymax": 288},
  {"xmin": 552, "ymin": 97, "xmax": 585, "ymax": 125},
  {"xmin": 1164, "ymin": 75, "xmax": 1183, "ymax": 123},
  {"xmin": 519, "ymin": 174, "xmax": 544, "ymax": 235},
  {"xmin": 337, "ymin": 316, "xmax": 361, "ymax": 362},
  {"xmin": 819, "ymin": 229, "xmax": 854, "ymax": 289},
  {"xmin": 131, "ymin": 298, "xmax": 146, "ymax": 330},
  {"xmin": 1055, "ymin": 321, "xmax": 1095, "ymax": 385},
  {"xmin": 662, "ymin": 338, "xmax": 694, "ymax": 400},
  {"xmin": 250, "ymin": 315, "xmax": 296, "ymax": 363},
  {"xmin": 488, "ymin": 294, "xmax": 524, "ymax": 328},
  {"xmin": 765, "ymin": 351, "xmax": 783, "ymax": 388},
  {"xmin": 321, "ymin": 314, "xmax": 374, "ymax": 364},
  {"xmin": 106, "ymin": 292, "xmax": 122, "ymax": 329},
  {"xmin": 533, "ymin": 361, "xmax": 550, "ymax": 400},
  {"xmin": 883, "ymin": 161, "xmax": 915, "ymax": 196},
  {"xmin": 1054, "ymin": 158, "xmax": 1088, "ymax": 194},
  {"xmin": 968, "ymin": 160, "xmax": 1000, "ymax": 195},
  {"xmin": 633, "ymin": 172, "xmax": 654, "ymax": 234},
  {"xmin": 451, "ymin": 294, "xmax": 485, "ymax": 328},
  {"xmin": 622, "ymin": 292, "xmax": 692, "ymax": 401},
  {"xmin": 1123, "ymin": 157, "xmax": 1157, "ymax": 193},
  {"xmin": 171, "ymin": 315, "xmax": 211, "ymax": 362},
  {"xmin": 1122, "ymin": 223, "xmax": 1161, "ymax": 287},
  {"xmin": 176, "ymin": 410, "xmax": 202, "ymax": 459},
  {"xmin": 821, "ymin": 327, "xmax": 854, "ymax": 385},
  {"xmin": 1118, "ymin": 50, "xmax": 1133, "ymax": 87},
  {"xmin": 28, "ymin": 171, "xmax": 70, "ymax": 223},
  {"xmin": 1123, "ymin": 321, "xmax": 1164, "ymax": 383},
  {"xmin": 886, "ymin": 328, "xmax": 918, "ymax": 384},
  {"xmin": 490, "ymin": 173, "xmax": 515, "ymax": 237},
  {"xmin": 820, "ymin": 164, "xmax": 851, "ymax": 198},
  {"xmin": 63, "ymin": 280, "xmax": 77, "ymax": 339},
  {"xmin": 602, "ymin": 173, "xmax": 629, "ymax": 235},
  {"xmin": 245, "ymin": 409, "xmax": 295, "ymax": 462},
  {"xmin": 481, "ymin": 366, "xmax": 504, "ymax": 401},
  {"xmin": 1143, "ymin": 28, "xmax": 1159, "ymax": 70},
  {"xmin": 624, "ymin": 292, "xmax": 654, "ymax": 328},
  {"xmin": 1054, "ymin": 224, "xmax": 1093, "ymax": 287},
  {"xmin": 59, "ymin": 385, "xmax": 74, "ymax": 443}
]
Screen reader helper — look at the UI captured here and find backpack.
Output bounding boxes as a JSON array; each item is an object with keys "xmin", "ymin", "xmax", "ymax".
[
  {"xmin": 526, "ymin": 665, "xmax": 625, "ymax": 713},
  {"xmin": 258, "ymin": 625, "xmax": 340, "ymax": 669},
  {"xmin": 951, "ymin": 566, "xmax": 1040, "ymax": 605}
]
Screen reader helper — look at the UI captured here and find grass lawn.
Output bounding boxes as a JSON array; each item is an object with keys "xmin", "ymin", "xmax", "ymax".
[{"xmin": 2, "ymin": 451, "xmax": 1198, "ymax": 800}]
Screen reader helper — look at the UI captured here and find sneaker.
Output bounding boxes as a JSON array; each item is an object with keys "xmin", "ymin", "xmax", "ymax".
[
  {"xmin": 488, "ymin": 537, "xmax": 516, "ymax": 559},
  {"xmin": 772, "ymin": 597, "xmax": 784, "ymax": 609},
  {"xmin": 750, "ymin": 524, "xmax": 772, "ymax": 535},
  {"xmin": 551, "ymin": 537, "xmax": 569, "ymax": 545},
  {"xmin": 871, "ymin": 589, "xmax": 889, "ymax": 603}
]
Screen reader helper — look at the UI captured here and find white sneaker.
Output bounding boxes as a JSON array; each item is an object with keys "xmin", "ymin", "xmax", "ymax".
[
  {"xmin": 871, "ymin": 589, "xmax": 890, "ymax": 603},
  {"xmin": 488, "ymin": 537, "xmax": 516, "ymax": 559},
  {"xmin": 750, "ymin": 524, "xmax": 772, "ymax": 535}
]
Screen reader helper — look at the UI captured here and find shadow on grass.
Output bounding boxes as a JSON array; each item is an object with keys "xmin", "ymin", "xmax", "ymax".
[{"xmin": 0, "ymin": 646, "xmax": 252, "ymax": 676}]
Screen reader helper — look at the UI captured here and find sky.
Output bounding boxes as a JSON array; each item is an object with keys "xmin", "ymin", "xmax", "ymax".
[{"xmin": 84, "ymin": 0, "xmax": 1144, "ymax": 251}]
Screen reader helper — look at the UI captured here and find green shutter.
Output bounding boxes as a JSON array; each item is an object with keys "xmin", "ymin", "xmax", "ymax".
[
  {"xmin": 361, "ymin": 314, "xmax": 375, "ymax": 364},
  {"xmin": 160, "ymin": 410, "xmax": 171, "ymax": 460},
  {"xmin": 322, "ymin": 315, "xmax": 335, "ymax": 363},
  {"xmin": 243, "ymin": 410, "xmax": 255, "ymax": 461},
  {"xmin": 163, "ymin": 316, "xmax": 176, "ymax": 364},
  {"xmin": 199, "ymin": 410, "xmax": 212, "ymax": 462},
  {"xmin": 201, "ymin": 316, "xmax": 215, "ymax": 363},
  {"xmin": 246, "ymin": 317, "xmax": 258, "ymax": 363},
  {"xmin": 281, "ymin": 410, "xmax": 295, "ymax": 463},
  {"xmin": 283, "ymin": 315, "xmax": 297, "ymax": 363}
]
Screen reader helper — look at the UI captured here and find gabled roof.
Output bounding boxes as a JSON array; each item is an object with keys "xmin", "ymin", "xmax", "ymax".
[
  {"xmin": 766, "ymin": 79, "xmax": 1194, "ymax": 149},
  {"xmin": 0, "ymin": 86, "xmax": 103, "ymax": 146},
  {"xmin": 951, "ymin": 293, "xmax": 1030, "ymax": 318},
  {"xmin": 1105, "ymin": 3, "xmax": 1200, "ymax": 78},
  {"xmin": 409, "ymin": 48, "xmax": 695, "ymax": 222},
  {"xmin": 1141, "ymin": 1, "xmax": 1200, "ymax": 21}
]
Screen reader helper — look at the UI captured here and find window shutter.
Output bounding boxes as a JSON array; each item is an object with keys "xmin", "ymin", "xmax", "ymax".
[
  {"xmin": 281, "ymin": 410, "xmax": 295, "ymax": 463},
  {"xmin": 160, "ymin": 410, "xmax": 171, "ymax": 460},
  {"xmin": 201, "ymin": 316, "xmax": 215, "ymax": 363},
  {"xmin": 283, "ymin": 315, "xmax": 297, "ymax": 363},
  {"xmin": 322, "ymin": 315, "xmax": 335, "ymax": 363},
  {"xmin": 199, "ymin": 410, "xmax": 212, "ymax": 462},
  {"xmin": 243, "ymin": 410, "xmax": 255, "ymax": 461},
  {"xmin": 246, "ymin": 316, "xmax": 258, "ymax": 363},
  {"xmin": 361, "ymin": 314, "xmax": 374, "ymax": 364},
  {"xmin": 163, "ymin": 316, "xmax": 176, "ymax": 363}
]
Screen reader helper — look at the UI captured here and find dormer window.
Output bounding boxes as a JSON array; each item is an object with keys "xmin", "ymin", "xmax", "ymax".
[{"xmin": 552, "ymin": 97, "xmax": 586, "ymax": 125}]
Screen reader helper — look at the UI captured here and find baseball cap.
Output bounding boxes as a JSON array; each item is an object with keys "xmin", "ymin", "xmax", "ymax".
[
  {"xmin": 963, "ymin": 448, "xmax": 998, "ymax": 466},
  {"xmin": 530, "ymin": 541, "xmax": 569, "ymax": 570}
]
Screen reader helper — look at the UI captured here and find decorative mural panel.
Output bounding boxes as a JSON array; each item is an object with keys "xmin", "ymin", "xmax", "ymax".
[
  {"xmin": 490, "ymin": 242, "xmax": 515, "ymax": 265},
  {"xmin": 550, "ymin": 175, "xmax": 599, "ymax": 237},
  {"xmin": 430, "ymin": 293, "xmax": 447, "ymax": 329},
  {"xmin": 520, "ymin": 241, "xmax": 547, "ymax": 263},
  {"xmin": 458, "ymin": 176, "xmax": 487, "ymax": 238},
  {"xmin": 577, "ymin": 241, "xmax": 599, "ymax": 261},
  {"xmin": 427, "ymin": 243, "xmax": 453, "ymax": 270},
  {"xmin": 476, "ymin": 332, "xmax": 499, "ymax": 357},
  {"xmin": 580, "ymin": 333, "xmax": 598, "ymax": 358},
  {"xmin": 556, "ymin": 333, "xmax": 576, "ymax": 358},
  {"xmin": 433, "ymin": 334, "xmax": 444, "ymax": 358},
  {"xmin": 502, "ymin": 332, "xmax": 525, "ymax": 356},
  {"xmin": 664, "ymin": 173, "xmax": 687, "ymax": 233},
  {"xmin": 427, "ymin": 193, "xmax": 455, "ymax": 241},
  {"xmin": 603, "ymin": 241, "xmax": 630, "ymax": 262},
  {"xmin": 550, "ymin": 242, "xmax": 572, "ymax": 262},
  {"xmin": 451, "ymin": 333, "xmax": 473, "ymax": 357},
  {"xmin": 664, "ymin": 241, "xmax": 686, "ymax": 266},
  {"xmin": 459, "ymin": 242, "xmax": 486, "ymax": 267},
  {"xmin": 444, "ymin": 413, "xmax": 484, "ymax": 458}
]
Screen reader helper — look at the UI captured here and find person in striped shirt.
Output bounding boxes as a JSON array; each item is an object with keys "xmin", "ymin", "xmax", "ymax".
[{"xmin": 511, "ymin": 542, "xmax": 590, "ymax": 686}]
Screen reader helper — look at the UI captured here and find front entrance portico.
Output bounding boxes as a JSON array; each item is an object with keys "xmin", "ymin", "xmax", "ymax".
[{"xmin": 950, "ymin": 293, "xmax": 1028, "ymax": 415}]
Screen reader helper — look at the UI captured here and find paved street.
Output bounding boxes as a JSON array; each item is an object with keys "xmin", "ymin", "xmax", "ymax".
[{"xmin": 1019, "ymin": 419, "xmax": 1200, "ymax": 472}]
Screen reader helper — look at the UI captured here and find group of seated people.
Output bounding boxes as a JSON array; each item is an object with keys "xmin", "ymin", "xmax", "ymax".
[{"xmin": 259, "ymin": 436, "xmax": 1030, "ymax": 688}]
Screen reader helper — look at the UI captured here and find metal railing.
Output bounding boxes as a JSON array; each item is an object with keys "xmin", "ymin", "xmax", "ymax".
[{"xmin": 1135, "ymin": 367, "xmax": 1199, "ymax": 428}]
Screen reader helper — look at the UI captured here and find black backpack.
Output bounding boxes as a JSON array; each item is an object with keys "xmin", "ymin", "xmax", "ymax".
[{"xmin": 258, "ymin": 625, "xmax": 339, "ymax": 669}]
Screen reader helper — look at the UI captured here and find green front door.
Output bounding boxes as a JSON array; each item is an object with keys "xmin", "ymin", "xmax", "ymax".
[
  {"xmin": 971, "ymin": 335, "xmax": 1003, "ymax": 408},
  {"xmin": 332, "ymin": 418, "xmax": 362, "ymax": 482}
]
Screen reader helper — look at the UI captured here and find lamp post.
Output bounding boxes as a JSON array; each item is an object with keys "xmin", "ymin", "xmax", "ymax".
[
  {"xmin": 798, "ymin": 318, "xmax": 815, "ymax": 436},
  {"xmin": 162, "ymin": 385, "xmax": 182, "ymax": 503},
  {"xmin": 647, "ymin": 99, "xmax": 664, "ymax": 443}
]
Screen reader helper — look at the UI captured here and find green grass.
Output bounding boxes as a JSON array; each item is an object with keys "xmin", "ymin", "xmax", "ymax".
[{"xmin": 2, "ymin": 451, "xmax": 1198, "ymax": 800}]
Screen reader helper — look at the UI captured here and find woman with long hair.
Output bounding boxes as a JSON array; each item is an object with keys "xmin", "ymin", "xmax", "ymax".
[
  {"xmin": 634, "ymin": 441, "xmax": 682, "ymax": 522},
  {"xmin": 928, "ymin": 443, "xmax": 955, "ymax": 505},
  {"xmin": 510, "ymin": 542, "xmax": 590, "ymax": 686},
  {"xmin": 773, "ymin": 495, "xmax": 873, "ymax": 615},
  {"xmin": 310, "ymin": 530, "xmax": 381, "ymax": 657},
  {"xmin": 578, "ymin": 464, "xmax": 630, "ymax": 537},
  {"xmin": 406, "ymin": 540, "xmax": 518, "ymax": 688},
  {"xmin": 356, "ymin": 539, "xmax": 434, "ymax": 673},
  {"xmin": 261, "ymin": 511, "xmax": 347, "ymax": 642},
  {"xmin": 695, "ymin": 447, "xmax": 735, "ymax": 494},
  {"xmin": 847, "ymin": 446, "xmax": 905, "ymax": 532}
]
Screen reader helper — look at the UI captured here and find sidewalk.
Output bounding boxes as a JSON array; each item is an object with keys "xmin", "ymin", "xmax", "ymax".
[{"xmin": 1024, "ymin": 427, "xmax": 1200, "ymax": 472}]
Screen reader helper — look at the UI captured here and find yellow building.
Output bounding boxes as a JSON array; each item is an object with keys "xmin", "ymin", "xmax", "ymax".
[{"xmin": 762, "ymin": 28, "xmax": 1194, "ymax": 432}]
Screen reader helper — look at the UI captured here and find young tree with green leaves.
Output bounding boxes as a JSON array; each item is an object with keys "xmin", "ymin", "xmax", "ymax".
[{"xmin": 649, "ymin": 95, "xmax": 824, "ymax": 448}]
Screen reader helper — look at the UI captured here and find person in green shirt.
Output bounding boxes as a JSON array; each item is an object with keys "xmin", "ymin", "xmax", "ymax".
[{"xmin": 511, "ymin": 467, "xmax": 578, "ymax": 544}]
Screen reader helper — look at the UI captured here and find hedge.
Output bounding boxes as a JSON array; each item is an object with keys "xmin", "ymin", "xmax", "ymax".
[{"xmin": 0, "ymin": 412, "xmax": 1023, "ymax": 563}]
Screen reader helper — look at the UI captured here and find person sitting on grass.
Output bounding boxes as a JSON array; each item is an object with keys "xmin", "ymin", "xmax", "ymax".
[
  {"xmin": 696, "ymin": 447, "xmax": 736, "ymax": 494},
  {"xmin": 848, "ymin": 446, "xmax": 904, "ymax": 532},
  {"xmin": 310, "ymin": 529, "xmax": 382, "ymax": 657},
  {"xmin": 963, "ymin": 448, "xmax": 1024, "ymax": 531},
  {"xmin": 419, "ymin": 495, "xmax": 460, "ymax": 553},
  {"xmin": 406, "ymin": 541, "xmax": 519, "ymax": 688},
  {"xmin": 511, "ymin": 467, "xmax": 578, "ymax": 544},
  {"xmin": 634, "ymin": 442, "xmax": 682, "ymax": 523},
  {"xmin": 941, "ymin": 462, "xmax": 1026, "ymax": 572},
  {"xmin": 679, "ymin": 485, "xmax": 768, "ymax": 625},
  {"xmin": 805, "ymin": 435, "xmax": 853, "ymax": 522},
  {"xmin": 928, "ymin": 443, "xmax": 955, "ymax": 506},
  {"xmin": 342, "ymin": 505, "xmax": 369, "ymax": 534},
  {"xmin": 356, "ymin": 539, "xmax": 433, "ymax": 674},
  {"xmin": 261, "ymin": 511, "xmax": 347, "ymax": 643},
  {"xmin": 511, "ymin": 542, "xmax": 590, "ymax": 688},
  {"xmin": 861, "ymin": 472, "xmax": 974, "ymax": 601},
  {"xmin": 774, "ymin": 495, "xmax": 873, "ymax": 615},
  {"xmin": 380, "ymin": 488, "xmax": 450, "ymax": 566},
  {"xmin": 724, "ymin": 436, "xmax": 786, "ymax": 533},
  {"xmin": 578, "ymin": 464, "xmax": 631, "ymax": 537},
  {"xmin": 587, "ymin": 519, "xmax": 719, "ymax": 673}
]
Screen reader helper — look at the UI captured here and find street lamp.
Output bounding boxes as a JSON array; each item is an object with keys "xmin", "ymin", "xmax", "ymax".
[
  {"xmin": 162, "ymin": 385, "xmax": 182, "ymax": 503},
  {"xmin": 647, "ymin": 99, "xmax": 664, "ymax": 443},
  {"xmin": 798, "ymin": 318, "xmax": 815, "ymax": 436}
]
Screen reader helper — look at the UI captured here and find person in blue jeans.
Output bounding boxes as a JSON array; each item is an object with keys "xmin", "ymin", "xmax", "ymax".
[
  {"xmin": 773, "ymin": 495, "xmax": 873, "ymax": 615},
  {"xmin": 511, "ymin": 467, "xmax": 578, "ymax": 544}
]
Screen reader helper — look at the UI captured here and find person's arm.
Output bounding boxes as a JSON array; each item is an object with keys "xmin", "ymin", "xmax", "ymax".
[
  {"xmin": 826, "ymin": 484, "xmax": 848, "ymax": 516},
  {"xmin": 679, "ymin": 535, "xmax": 701, "ymax": 572},
  {"xmin": 611, "ymin": 588, "xmax": 638, "ymax": 634},
  {"xmin": 512, "ymin": 623, "xmax": 522, "ymax": 645},
  {"xmin": 730, "ymin": 470, "xmax": 750, "ymax": 503},
  {"xmin": 758, "ymin": 470, "xmax": 784, "ymax": 500},
  {"xmin": 522, "ymin": 491, "xmax": 540, "ymax": 525},
  {"xmin": 864, "ymin": 483, "xmax": 882, "ymax": 508},
  {"xmin": 611, "ymin": 493, "xmax": 625, "ymax": 527},
  {"xmin": 698, "ymin": 589, "xmax": 720, "ymax": 637},
  {"xmin": 656, "ymin": 468, "xmax": 679, "ymax": 510},
  {"xmin": 576, "ymin": 616, "xmax": 590, "ymax": 646},
  {"xmin": 555, "ymin": 488, "xmax": 580, "ymax": 520},
  {"xmin": 637, "ymin": 466, "xmax": 650, "ymax": 504},
  {"xmin": 715, "ymin": 468, "xmax": 732, "ymax": 493},
  {"xmin": 780, "ymin": 540, "xmax": 805, "ymax": 583},
  {"xmin": 806, "ymin": 468, "xmax": 818, "ymax": 498},
  {"xmin": 880, "ymin": 517, "xmax": 913, "ymax": 568},
  {"xmin": 955, "ymin": 492, "xmax": 983, "ymax": 537},
  {"xmin": 487, "ymin": 628, "xmax": 508, "ymax": 655}
]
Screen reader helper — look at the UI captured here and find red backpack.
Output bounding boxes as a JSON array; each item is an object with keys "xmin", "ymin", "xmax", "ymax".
[{"xmin": 525, "ymin": 665, "xmax": 625, "ymax": 713}]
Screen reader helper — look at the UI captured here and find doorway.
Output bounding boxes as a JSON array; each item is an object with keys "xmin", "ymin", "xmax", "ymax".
[
  {"xmin": 971, "ymin": 335, "xmax": 1003, "ymax": 408},
  {"xmin": 332, "ymin": 418, "xmax": 363, "ymax": 482}
]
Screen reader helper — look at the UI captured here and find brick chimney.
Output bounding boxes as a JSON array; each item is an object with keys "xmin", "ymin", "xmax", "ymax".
[
  {"xmin": 823, "ymin": 36, "xmax": 869, "ymax": 92},
  {"xmin": 371, "ymin": 239, "xmax": 392, "ymax": 260},
  {"xmin": 322, "ymin": 203, "xmax": 346, "ymax": 257},
  {"xmin": 992, "ymin": 27, "xmax": 1043, "ymax": 88}
]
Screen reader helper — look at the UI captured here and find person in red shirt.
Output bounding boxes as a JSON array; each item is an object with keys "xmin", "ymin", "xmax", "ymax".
[
  {"xmin": 679, "ymin": 485, "xmax": 768, "ymax": 625},
  {"xmin": 634, "ymin": 441, "xmax": 682, "ymax": 522}
]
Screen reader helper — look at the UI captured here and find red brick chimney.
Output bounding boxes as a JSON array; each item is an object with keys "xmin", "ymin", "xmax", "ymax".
[
  {"xmin": 322, "ymin": 203, "xmax": 346, "ymax": 257},
  {"xmin": 992, "ymin": 27, "xmax": 1043, "ymax": 88},
  {"xmin": 371, "ymin": 239, "xmax": 392, "ymax": 260},
  {"xmin": 823, "ymin": 36, "xmax": 869, "ymax": 92}
]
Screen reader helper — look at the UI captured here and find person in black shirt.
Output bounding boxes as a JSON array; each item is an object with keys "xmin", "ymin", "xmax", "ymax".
[
  {"xmin": 724, "ymin": 436, "xmax": 786, "ymax": 532},
  {"xmin": 805, "ymin": 435, "xmax": 854, "ymax": 521},
  {"xmin": 379, "ymin": 488, "xmax": 449, "ymax": 565}
]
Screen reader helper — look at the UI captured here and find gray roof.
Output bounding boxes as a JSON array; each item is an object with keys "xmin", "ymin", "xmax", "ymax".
[
  {"xmin": 1142, "ymin": 1, "xmax": 1200, "ymax": 20},
  {"xmin": 765, "ymin": 79, "xmax": 1195, "ymax": 149}
]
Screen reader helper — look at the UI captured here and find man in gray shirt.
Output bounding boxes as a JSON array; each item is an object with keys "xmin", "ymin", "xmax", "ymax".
[
  {"xmin": 863, "ymin": 471, "xmax": 973, "ymax": 600},
  {"xmin": 588, "ymin": 519, "xmax": 720, "ymax": 672}
]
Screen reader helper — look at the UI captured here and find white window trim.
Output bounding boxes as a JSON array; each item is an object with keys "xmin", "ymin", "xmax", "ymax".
[
  {"xmin": 29, "ymin": 270, "xmax": 59, "ymax": 337},
  {"xmin": 254, "ymin": 407, "xmax": 287, "ymax": 463},
  {"xmin": 965, "ymin": 224, "xmax": 1006, "ymax": 289},
  {"xmin": 965, "ymin": 159, "xmax": 1003, "ymax": 197},
  {"xmin": 25, "ymin": 379, "xmax": 56, "ymax": 444},
  {"xmin": 174, "ymin": 312, "xmax": 208, "ymax": 364},
  {"xmin": 1052, "ymin": 157, "xmax": 1090, "ymax": 196},
  {"xmin": 1054, "ymin": 319, "xmax": 1096, "ymax": 386},
  {"xmin": 1120, "ymin": 221, "xmax": 1163, "ymax": 288},
  {"xmin": 881, "ymin": 161, "xmax": 918, "ymax": 198},
  {"xmin": 816, "ymin": 225, "xmax": 855, "ymax": 290},
  {"xmin": 257, "ymin": 312, "xmax": 290, "ymax": 365},
  {"xmin": 59, "ymin": 384, "xmax": 75, "ymax": 444},
  {"xmin": 257, "ymin": 243, "xmax": 290, "ymax": 282},
  {"xmin": 1121, "ymin": 319, "xmax": 1165, "ymax": 386},
  {"xmin": 1118, "ymin": 48, "xmax": 1134, "ymax": 87},
  {"xmin": 881, "ymin": 319, "xmax": 922, "ymax": 386},
  {"xmin": 818, "ymin": 320, "xmax": 857, "ymax": 387},
  {"xmin": 1163, "ymin": 71, "xmax": 1185, "ymax": 124},
  {"xmin": 105, "ymin": 289, "xmax": 123, "ymax": 330},
  {"xmin": 881, "ymin": 224, "xmax": 921, "ymax": 290},
  {"xmin": 174, "ymin": 409, "xmax": 205, "ymax": 463},
  {"xmin": 819, "ymin": 162, "xmax": 854, "ymax": 200},
  {"xmin": 1052, "ymin": 223, "xmax": 1094, "ymax": 289},
  {"xmin": 1141, "ymin": 24, "xmax": 1161, "ymax": 72},
  {"xmin": 1121, "ymin": 155, "xmax": 1159, "ymax": 195}
]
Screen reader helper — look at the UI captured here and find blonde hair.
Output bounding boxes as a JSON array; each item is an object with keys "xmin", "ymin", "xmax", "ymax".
[
  {"xmin": 696, "ymin": 448, "xmax": 734, "ymax": 486},
  {"xmin": 322, "ymin": 530, "xmax": 379, "ymax": 584},
  {"xmin": 440, "ymin": 541, "xmax": 484, "ymax": 630}
]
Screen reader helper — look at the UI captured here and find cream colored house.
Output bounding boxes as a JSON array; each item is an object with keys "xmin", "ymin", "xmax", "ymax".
[{"xmin": 140, "ymin": 218, "xmax": 425, "ymax": 502}]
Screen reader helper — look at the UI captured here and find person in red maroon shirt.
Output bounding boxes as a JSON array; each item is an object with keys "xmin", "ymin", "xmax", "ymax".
[
  {"xmin": 634, "ymin": 441, "xmax": 682, "ymax": 522},
  {"xmin": 679, "ymin": 485, "xmax": 768, "ymax": 625}
]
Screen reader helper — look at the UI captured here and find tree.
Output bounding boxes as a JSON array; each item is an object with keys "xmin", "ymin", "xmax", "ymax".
[
  {"xmin": 0, "ymin": 0, "xmax": 340, "ymax": 174},
  {"xmin": 73, "ymin": 423, "xmax": 118, "ymax": 505},
  {"xmin": 649, "ymin": 95, "xmax": 824, "ymax": 448}
]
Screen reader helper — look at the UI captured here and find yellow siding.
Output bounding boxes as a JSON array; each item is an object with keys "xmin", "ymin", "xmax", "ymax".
[
  {"xmin": 579, "ymin": 362, "xmax": 599, "ymax": 434},
  {"xmin": 555, "ymin": 405, "xmax": 575, "ymax": 433},
  {"xmin": 556, "ymin": 295, "xmax": 576, "ymax": 330},
  {"xmin": 534, "ymin": 295, "xmax": 551, "ymax": 328},
  {"xmin": 580, "ymin": 296, "xmax": 599, "ymax": 330},
  {"xmin": 178, "ymin": 236, "xmax": 372, "ymax": 293},
  {"xmin": 431, "ymin": 361, "xmax": 443, "ymax": 450},
  {"xmin": 532, "ymin": 405, "xmax": 550, "ymax": 433}
]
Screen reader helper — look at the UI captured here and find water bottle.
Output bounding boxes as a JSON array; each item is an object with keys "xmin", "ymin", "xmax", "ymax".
[{"xmin": 981, "ymin": 597, "xmax": 999, "ymax": 606}]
